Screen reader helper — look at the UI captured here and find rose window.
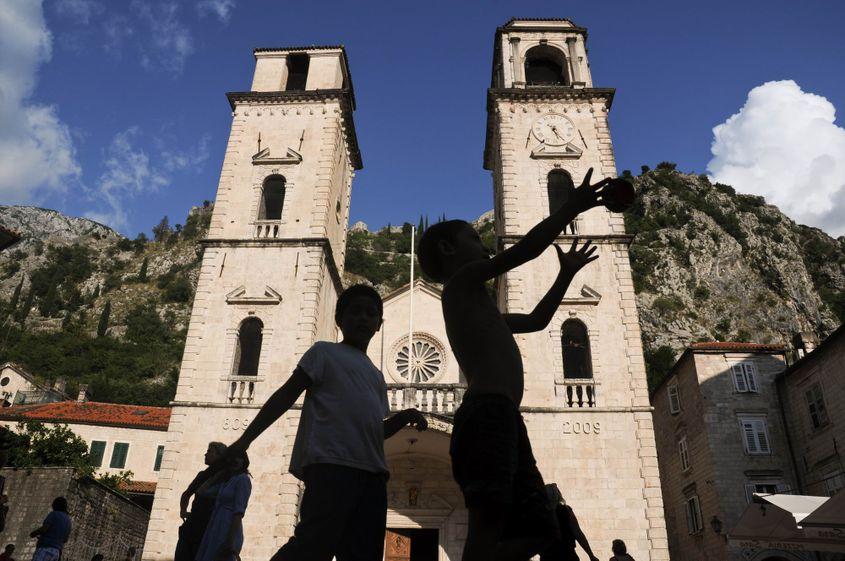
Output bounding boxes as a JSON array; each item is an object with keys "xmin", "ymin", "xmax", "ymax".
[{"xmin": 392, "ymin": 334, "xmax": 446, "ymax": 383}]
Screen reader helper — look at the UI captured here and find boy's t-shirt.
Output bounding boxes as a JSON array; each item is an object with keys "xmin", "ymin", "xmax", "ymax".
[
  {"xmin": 289, "ymin": 341, "xmax": 390, "ymax": 479},
  {"xmin": 36, "ymin": 510, "xmax": 71, "ymax": 549}
]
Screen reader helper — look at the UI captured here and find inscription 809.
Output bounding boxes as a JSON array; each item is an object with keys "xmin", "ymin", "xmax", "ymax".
[
  {"xmin": 563, "ymin": 421, "xmax": 601, "ymax": 435},
  {"xmin": 223, "ymin": 418, "xmax": 251, "ymax": 430}
]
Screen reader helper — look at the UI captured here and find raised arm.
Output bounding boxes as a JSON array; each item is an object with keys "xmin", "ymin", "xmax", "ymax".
[
  {"xmin": 568, "ymin": 507, "xmax": 599, "ymax": 561},
  {"xmin": 504, "ymin": 240, "xmax": 598, "ymax": 333},
  {"xmin": 455, "ymin": 168, "xmax": 609, "ymax": 284},
  {"xmin": 229, "ymin": 367, "xmax": 311, "ymax": 453},
  {"xmin": 384, "ymin": 408, "xmax": 428, "ymax": 440}
]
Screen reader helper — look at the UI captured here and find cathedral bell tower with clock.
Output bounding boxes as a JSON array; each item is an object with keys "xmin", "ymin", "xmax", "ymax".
[{"xmin": 484, "ymin": 19, "xmax": 669, "ymax": 560}]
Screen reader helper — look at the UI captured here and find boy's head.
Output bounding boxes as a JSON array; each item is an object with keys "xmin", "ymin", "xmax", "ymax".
[
  {"xmin": 4, "ymin": 545, "xmax": 14, "ymax": 554},
  {"xmin": 91, "ymin": 554, "xmax": 103, "ymax": 561},
  {"xmin": 335, "ymin": 285, "xmax": 383, "ymax": 342},
  {"xmin": 51, "ymin": 496, "xmax": 68, "ymax": 512},
  {"xmin": 611, "ymin": 539, "xmax": 627, "ymax": 555},
  {"xmin": 418, "ymin": 220, "xmax": 488, "ymax": 283}
]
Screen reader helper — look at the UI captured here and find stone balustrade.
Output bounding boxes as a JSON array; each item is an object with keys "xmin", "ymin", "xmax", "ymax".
[
  {"xmin": 387, "ymin": 383, "xmax": 466, "ymax": 416},
  {"xmin": 560, "ymin": 379, "xmax": 597, "ymax": 408},
  {"xmin": 227, "ymin": 379, "xmax": 256, "ymax": 404},
  {"xmin": 254, "ymin": 220, "xmax": 281, "ymax": 239}
]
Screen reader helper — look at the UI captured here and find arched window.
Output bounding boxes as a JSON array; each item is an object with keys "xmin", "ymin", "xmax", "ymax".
[
  {"xmin": 524, "ymin": 45, "xmax": 569, "ymax": 86},
  {"xmin": 233, "ymin": 318, "xmax": 263, "ymax": 376},
  {"xmin": 561, "ymin": 319, "xmax": 592, "ymax": 379},
  {"xmin": 259, "ymin": 175, "xmax": 285, "ymax": 220},
  {"xmin": 548, "ymin": 170, "xmax": 575, "ymax": 214},
  {"xmin": 285, "ymin": 54, "xmax": 309, "ymax": 91}
]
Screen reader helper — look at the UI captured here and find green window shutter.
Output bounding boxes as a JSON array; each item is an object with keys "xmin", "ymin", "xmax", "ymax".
[
  {"xmin": 154, "ymin": 445, "xmax": 165, "ymax": 472},
  {"xmin": 89, "ymin": 441, "xmax": 106, "ymax": 467},
  {"xmin": 110, "ymin": 442, "xmax": 129, "ymax": 469}
]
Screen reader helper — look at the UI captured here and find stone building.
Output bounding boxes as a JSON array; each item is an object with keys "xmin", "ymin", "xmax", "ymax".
[
  {"xmin": 1, "ymin": 467, "xmax": 149, "ymax": 561},
  {"xmin": 0, "ymin": 362, "xmax": 67, "ymax": 407},
  {"xmin": 143, "ymin": 19, "xmax": 669, "ymax": 561},
  {"xmin": 651, "ymin": 342, "xmax": 810, "ymax": 561},
  {"xmin": 777, "ymin": 325, "xmax": 845, "ymax": 499}
]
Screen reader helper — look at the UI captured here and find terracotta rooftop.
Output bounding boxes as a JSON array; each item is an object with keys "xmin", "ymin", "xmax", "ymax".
[
  {"xmin": 119, "ymin": 480, "xmax": 157, "ymax": 494},
  {"xmin": 690, "ymin": 342, "xmax": 786, "ymax": 352},
  {"xmin": 0, "ymin": 401, "xmax": 171, "ymax": 431}
]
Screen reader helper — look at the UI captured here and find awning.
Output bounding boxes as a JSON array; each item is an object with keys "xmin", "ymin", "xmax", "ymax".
[{"xmin": 728, "ymin": 494, "xmax": 845, "ymax": 553}]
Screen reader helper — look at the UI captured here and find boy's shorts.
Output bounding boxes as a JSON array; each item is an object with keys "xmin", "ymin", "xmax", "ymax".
[
  {"xmin": 270, "ymin": 463, "xmax": 388, "ymax": 561},
  {"xmin": 450, "ymin": 393, "xmax": 557, "ymax": 538}
]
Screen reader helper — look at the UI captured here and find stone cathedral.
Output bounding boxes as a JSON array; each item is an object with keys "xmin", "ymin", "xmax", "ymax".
[{"xmin": 143, "ymin": 19, "xmax": 669, "ymax": 561}]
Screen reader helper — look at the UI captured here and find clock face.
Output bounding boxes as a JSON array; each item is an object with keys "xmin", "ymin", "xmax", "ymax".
[{"xmin": 532, "ymin": 114, "xmax": 575, "ymax": 146}]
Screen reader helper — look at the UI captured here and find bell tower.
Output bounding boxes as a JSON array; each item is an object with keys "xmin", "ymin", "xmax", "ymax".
[
  {"xmin": 485, "ymin": 19, "xmax": 669, "ymax": 560},
  {"xmin": 143, "ymin": 46, "xmax": 361, "ymax": 561}
]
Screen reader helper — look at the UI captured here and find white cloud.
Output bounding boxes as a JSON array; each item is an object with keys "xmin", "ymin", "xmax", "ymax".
[
  {"xmin": 0, "ymin": 0, "xmax": 81, "ymax": 203},
  {"xmin": 197, "ymin": 0, "xmax": 235, "ymax": 23},
  {"xmin": 54, "ymin": 0, "xmax": 102, "ymax": 24},
  {"xmin": 708, "ymin": 80, "xmax": 845, "ymax": 236},
  {"xmin": 86, "ymin": 128, "xmax": 209, "ymax": 230},
  {"xmin": 131, "ymin": 1, "xmax": 194, "ymax": 75}
]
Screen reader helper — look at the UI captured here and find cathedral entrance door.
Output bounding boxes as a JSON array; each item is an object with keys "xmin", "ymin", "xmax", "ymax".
[{"xmin": 384, "ymin": 528, "xmax": 439, "ymax": 561}]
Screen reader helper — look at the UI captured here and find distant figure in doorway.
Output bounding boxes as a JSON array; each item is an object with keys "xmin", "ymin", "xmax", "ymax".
[
  {"xmin": 0, "ymin": 544, "xmax": 15, "ymax": 561},
  {"xmin": 175, "ymin": 442, "xmax": 227, "ymax": 561},
  {"xmin": 540, "ymin": 485, "xmax": 599, "ymax": 561},
  {"xmin": 90, "ymin": 554, "xmax": 104, "ymax": 561},
  {"xmin": 609, "ymin": 539, "xmax": 635, "ymax": 561},
  {"xmin": 217, "ymin": 285, "xmax": 428, "ymax": 561},
  {"xmin": 29, "ymin": 497, "xmax": 71, "ymax": 561},
  {"xmin": 195, "ymin": 451, "xmax": 252, "ymax": 561},
  {"xmin": 417, "ymin": 168, "xmax": 611, "ymax": 561}
]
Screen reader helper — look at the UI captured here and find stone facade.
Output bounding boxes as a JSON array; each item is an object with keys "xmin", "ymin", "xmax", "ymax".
[
  {"xmin": 1, "ymin": 467, "xmax": 149, "ymax": 561},
  {"xmin": 143, "ymin": 20, "xmax": 669, "ymax": 561},
  {"xmin": 777, "ymin": 325, "xmax": 845, "ymax": 498},
  {"xmin": 651, "ymin": 344, "xmax": 802, "ymax": 561}
]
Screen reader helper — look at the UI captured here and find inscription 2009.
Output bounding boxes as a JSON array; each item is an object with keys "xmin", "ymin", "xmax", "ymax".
[{"xmin": 562, "ymin": 421, "xmax": 601, "ymax": 435}]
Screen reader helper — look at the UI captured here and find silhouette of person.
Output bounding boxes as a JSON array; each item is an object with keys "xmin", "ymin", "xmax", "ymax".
[
  {"xmin": 0, "ymin": 544, "xmax": 15, "ymax": 561},
  {"xmin": 609, "ymin": 539, "xmax": 635, "ymax": 561},
  {"xmin": 212, "ymin": 285, "xmax": 427, "ymax": 561},
  {"xmin": 175, "ymin": 442, "xmax": 227, "ymax": 561},
  {"xmin": 540, "ymin": 484, "xmax": 599, "ymax": 561},
  {"xmin": 29, "ymin": 497, "xmax": 71, "ymax": 561},
  {"xmin": 417, "ymin": 168, "xmax": 611, "ymax": 561},
  {"xmin": 195, "ymin": 451, "xmax": 251, "ymax": 561},
  {"xmin": 90, "ymin": 554, "xmax": 103, "ymax": 561}
]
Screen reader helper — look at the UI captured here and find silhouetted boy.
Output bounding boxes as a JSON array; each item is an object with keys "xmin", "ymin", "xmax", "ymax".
[
  {"xmin": 225, "ymin": 284, "xmax": 427, "ymax": 561},
  {"xmin": 417, "ymin": 169, "xmax": 611, "ymax": 561}
]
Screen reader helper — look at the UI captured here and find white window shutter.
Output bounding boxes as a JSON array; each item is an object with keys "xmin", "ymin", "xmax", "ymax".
[
  {"xmin": 756, "ymin": 421, "xmax": 771, "ymax": 454},
  {"xmin": 745, "ymin": 363, "xmax": 758, "ymax": 392},
  {"xmin": 668, "ymin": 385, "xmax": 680, "ymax": 414},
  {"xmin": 732, "ymin": 364, "xmax": 747, "ymax": 392},
  {"xmin": 685, "ymin": 500, "xmax": 694, "ymax": 534},
  {"xmin": 742, "ymin": 421, "xmax": 756, "ymax": 453},
  {"xmin": 745, "ymin": 484, "xmax": 757, "ymax": 503}
]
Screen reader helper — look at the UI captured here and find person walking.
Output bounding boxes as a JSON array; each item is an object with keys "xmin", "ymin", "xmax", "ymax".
[
  {"xmin": 29, "ymin": 497, "xmax": 71, "ymax": 561},
  {"xmin": 609, "ymin": 539, "xmax": 635, "ymax": 561},
  {"xmin": 176, "ymin": 442, "xmax": 227, "ymax": 561},
  {"xmin": 195, "ymin": 451, "xmax": 252, "ymax": 561},
  {"xmin": 540, "ymin": 485, "xmax": 599, "ymax": 561}
]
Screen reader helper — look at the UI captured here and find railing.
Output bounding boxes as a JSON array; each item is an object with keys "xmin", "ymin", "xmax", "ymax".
[
  {"xmin": 387, "ymin": 384, "xmax": 466, "ymax": 416},
  {"xmin": 227, "ymin": 379, "xmax": 256, "ymax": 404},
  {"xmin": 254, "ymin": 220, "xmax": 281, "ymax": 239},
  {"xmin": 559, "ymin": 379, "xmax": 597, "ymax": 408}
]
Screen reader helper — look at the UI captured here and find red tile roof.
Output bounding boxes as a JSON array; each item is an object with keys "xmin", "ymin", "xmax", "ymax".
[
  {"xmin": 119, "ymin": 480, "xmax": 157, "ymax": 494},
  {"xmin": 690, "ymin": 342, "xmax": 786, "ymax": 352},
  {"xmin": 0, "ymin": 401, "xmax": 171, "ymax": 431}
]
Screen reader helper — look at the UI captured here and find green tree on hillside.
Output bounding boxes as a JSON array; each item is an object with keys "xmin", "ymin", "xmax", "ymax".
[
  {"xmin": 97, "ymin": 301, "xmax": 111, "ymax": 337},
  {"xmin": 138, "ymin": 257, "xmax": 149, "ymax": 282}
]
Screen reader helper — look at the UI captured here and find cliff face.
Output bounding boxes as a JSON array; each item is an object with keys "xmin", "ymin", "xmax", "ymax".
[{"xmin": 0, "ymin": 169, "xmax": 842, "ymax": 401}]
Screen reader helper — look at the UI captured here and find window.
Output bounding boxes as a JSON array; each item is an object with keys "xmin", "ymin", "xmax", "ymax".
[
  {"xmin": 561, "ymin": 319, "xmax": 592, "ymax": 379},
  {"xmin": 547, "ymin": 170, "xmax": 574, "ymax": 215},
  {"xmin": 110, "ymin": 442, "xmax": 129, "ymax": 469},
  {"xmin": 232, "ymin": 318, "xmax": 264, "ymax": 376},
  {"xmin": 678, "ymin": 437, "xmax": 690, "ymax": 471},
  {"xmin": 740, "ymin": 417, "xmax": 771, "ymax": 455},
  {"xmin": 744, "ymin": 482, "xmax": 784, "ymax": 503},
  {"xmin": 524, "ymin": 45, "xmax": 569, "ymax": 86},
  {"xmin": 668, "ymin": 384, "xmax": 681, "ymax": 414},
  {"xmin": 154, "ymin": 445, "xmax": 165, "ymax": 472},
  {"xmin": 805, "ymin": 383, "xmax": 829, "ymax": 429},
  {"xmin": 731, "ymin": 362, "xmax": 758, "ymax": 393},
  {"xmin": 684, "ymin": 495, "xmax": 703, "ymax": 534},
  {"xmin": 89, "ymin": 440, "xmax": 107, "ymax": 467},
  {"xmin": 824, "ymin": 470, "xmax": 845, "ymax": 496},
  {"xmin": 285, "ymin": 54, "xmax": 309, "ymax": 91},
  {"xmin": 259, "ymin": 175, "xmax": 285, "ymax": 221}
]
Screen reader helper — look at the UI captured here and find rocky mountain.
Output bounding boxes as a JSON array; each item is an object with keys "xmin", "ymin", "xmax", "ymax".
[{"xmin": 0, "ymin": 167, "xmax": 842, "ymax": 402}]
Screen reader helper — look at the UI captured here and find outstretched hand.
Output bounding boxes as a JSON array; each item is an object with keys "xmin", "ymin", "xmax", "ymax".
[
  {"xmin": 403, "ymin": 408, "xmax": 428, "ymax": 432},
  {"xmin": 570, "ymin": 168, "xmax": 613, "ymax": 212},
  {"xmin": 555, "ymin": 238, "xmax": 598, "ymax": 275}
]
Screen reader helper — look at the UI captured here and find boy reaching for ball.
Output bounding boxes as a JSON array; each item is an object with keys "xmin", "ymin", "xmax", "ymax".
[{"xmin": 417, "ymin": 169, "xmax": 631, "ymax": 561}]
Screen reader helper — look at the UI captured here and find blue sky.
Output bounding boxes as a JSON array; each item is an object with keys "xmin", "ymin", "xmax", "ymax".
[{"xmin": 2, "ymin": 0, "xmax": 844, "ymax": 236}]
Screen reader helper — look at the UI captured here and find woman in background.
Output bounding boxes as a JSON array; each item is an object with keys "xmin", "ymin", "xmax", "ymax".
[
  {"xmin": 195, "ymin": 450, "xmax": 252, "ymax": 561},
  {"xmin": 175, "ymin": 442, "xmax": 227, "ymax": 561}
]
